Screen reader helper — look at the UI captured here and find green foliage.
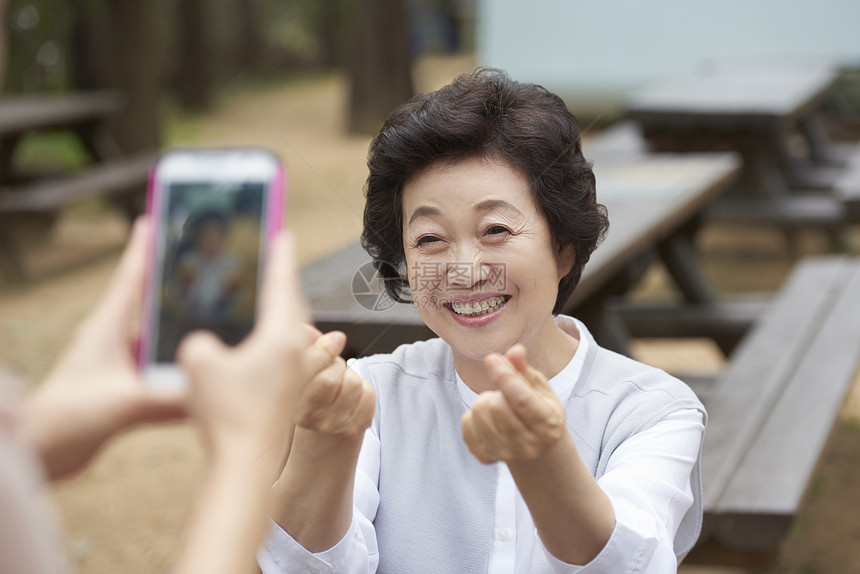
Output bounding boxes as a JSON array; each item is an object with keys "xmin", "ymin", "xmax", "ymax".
[
  {"xmin": 3, "ymin": 0, "xmax": 73, "ymax": 94},
  {"xmin": 13, "ymin": 131, "xmax": 90, "ymax": 171}
]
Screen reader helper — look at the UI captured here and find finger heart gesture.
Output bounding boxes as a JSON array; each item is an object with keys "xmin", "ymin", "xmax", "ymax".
[
  {"xmin": 293, "ymin": 330, "xmax": 376, "ymax": 440},
  {"xmin": 461, "ymin": 345, "xmax": 567, "ymax": 464}
]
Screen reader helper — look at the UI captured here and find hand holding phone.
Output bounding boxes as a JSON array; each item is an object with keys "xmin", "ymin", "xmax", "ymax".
[{"xmin": 139, "ymin": 149, "xmax": 286, "ymax": 391}]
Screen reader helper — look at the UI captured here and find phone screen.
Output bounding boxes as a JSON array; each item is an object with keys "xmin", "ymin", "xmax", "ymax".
[{"xmin": 149, "ymin": 180, "xmax": 267, "ymax": 362}]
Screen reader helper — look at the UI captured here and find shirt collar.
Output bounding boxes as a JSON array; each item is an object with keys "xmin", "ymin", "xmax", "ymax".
[{"xmin": 455, "ymin": 315, "xmax": 588, "ymax": 407}]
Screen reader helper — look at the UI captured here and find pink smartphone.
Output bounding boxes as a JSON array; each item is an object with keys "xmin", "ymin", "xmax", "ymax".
[{"xmin": 139, "ymin": 148, "xmax": 285, "ymax": 391}]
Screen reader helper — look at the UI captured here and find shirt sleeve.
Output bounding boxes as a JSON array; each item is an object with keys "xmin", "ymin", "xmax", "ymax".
[
  {"xmin": 258, "ymin": 361, "xmax": 382, "ymax": 574},
  {"xmin": 537, "ymin": 408, "xmax": 705, "ymax": 574}
]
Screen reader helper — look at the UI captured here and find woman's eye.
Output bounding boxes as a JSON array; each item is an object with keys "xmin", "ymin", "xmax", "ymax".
[
  {"xmin": 416, "ymin": 235, "xmax": 441, "ymax": 246},
  {"xmin": 484, "ymin": 225, "xmax": 511, "ymax": 236}
]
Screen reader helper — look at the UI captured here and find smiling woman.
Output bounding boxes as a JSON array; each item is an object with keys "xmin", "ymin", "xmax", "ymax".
[
  {"xmin": 261, "ymin": 69, "xmax": 707, "ymax": 574},
  {"xmin": 400, "ymin": 158, "xmax": 577, "ymax": 389}
]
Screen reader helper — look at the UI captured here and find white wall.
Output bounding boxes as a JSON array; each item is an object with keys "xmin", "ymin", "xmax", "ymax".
[{"xmin": 478, "ymin": 0, "xmax": 860, "ymax": 120}]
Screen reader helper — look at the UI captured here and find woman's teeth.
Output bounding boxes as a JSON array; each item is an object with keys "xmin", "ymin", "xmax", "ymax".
[{"xmin": 450, "ymin": 296, "xmax": 507, "ymax": 317}]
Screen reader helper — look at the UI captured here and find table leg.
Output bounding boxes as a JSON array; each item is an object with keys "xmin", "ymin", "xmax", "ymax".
[
  {"xmin": 0, "ymin": 136, "xmax": 21, "ymax": 185},
  {"xmin": 798, "ymin": 113, "xmax": 849, "ymax": 167},
  {"xmin": 658, "ymin": 218, "xmax": 717, "ymax": 305},
  {"xmin": 773, "ymin": 121, "xmax": 841, "ymax": 190},
  {"xmin": 0, "ymin": 216, "xmax": 28, "ymax": 282},
  {"xmin": 73, "ymin": 122, "xmax": 147, "ymax": 221},
  {"xmin": 568, "ymin": 254, "xmax": 654, "ymax": 355},
  {"xmin": 575, "ymin": 295, "xmax": 631, "ymax": 356},
  {"xmin": 74, "ymin": 121, "xmax": 124, "ymax": 162},
  {"xmin": 657, "ymin": 222, "xmax": 750, "ymax": 355}
]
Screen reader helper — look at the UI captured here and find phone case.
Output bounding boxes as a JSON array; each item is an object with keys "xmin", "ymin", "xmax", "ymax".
[{"xmin": 137, "ymin": 149, "xmax": 286, "ymax": 370}]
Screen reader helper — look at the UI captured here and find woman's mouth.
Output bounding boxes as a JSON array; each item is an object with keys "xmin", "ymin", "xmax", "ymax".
[{"xmin": 446, "ymin": 295, "xmax": 510, "ymax": 317}]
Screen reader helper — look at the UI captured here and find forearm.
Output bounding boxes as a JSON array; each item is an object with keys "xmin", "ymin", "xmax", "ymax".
[
  {"xmin": 19, "ymin": 392, "xmax": 124, "ymax": 481},
  {"xmin": 508, "ymin": 433, "xmax": 615, "ymax": 566},
  {"xmin": 270, "ymin": 427, "xmax": 363, "ymax": 552},
  {"xmin": 176, "ymin": 436, "xmax": 285, "ymax": 574}
]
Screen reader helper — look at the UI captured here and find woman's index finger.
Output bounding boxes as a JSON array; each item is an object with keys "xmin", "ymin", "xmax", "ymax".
[{"xmin": 484, "ymin": 353, "xmax": 555, "ymax": 428}]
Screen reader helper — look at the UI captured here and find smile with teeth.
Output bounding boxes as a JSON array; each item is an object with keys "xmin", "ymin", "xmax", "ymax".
[{"xmin": 448, "ymin": 295, "xmax": 509, "ymax": 317}]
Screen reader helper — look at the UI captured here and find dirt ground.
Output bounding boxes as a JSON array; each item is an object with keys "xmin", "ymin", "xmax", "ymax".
[{"xmin": 1, "ymin": 54, "xmax": 859, "ymax": 573}]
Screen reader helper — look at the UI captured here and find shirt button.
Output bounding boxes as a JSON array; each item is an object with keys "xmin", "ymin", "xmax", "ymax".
[
  {"xmin": 498, "ymin": 529, "xmax": 510, "ymax": 541},
  {"xmin": 308, "ymin": 568, "xmax": 319, "ymax": 574}
]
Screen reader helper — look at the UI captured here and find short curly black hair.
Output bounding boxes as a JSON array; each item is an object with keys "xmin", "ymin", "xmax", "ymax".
[{"xmin": 361, "ymin": 68, "xmax": 608, "ymax": 314}]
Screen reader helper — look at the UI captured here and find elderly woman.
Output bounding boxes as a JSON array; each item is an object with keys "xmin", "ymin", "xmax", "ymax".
[{"xmin": 259, "ymin": 69, "xmax": 706, "ymax": 573}]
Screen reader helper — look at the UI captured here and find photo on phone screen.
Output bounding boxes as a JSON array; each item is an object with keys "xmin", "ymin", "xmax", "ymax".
[
  {"xmin": 152, "ymin": 181, "xmax": 265, "ymax": 360},
  {"xmin": 140, "ymin": 149, "xmax": 283, "ymax": 389}
]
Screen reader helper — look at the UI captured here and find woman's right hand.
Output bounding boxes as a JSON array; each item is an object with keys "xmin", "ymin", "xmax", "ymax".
[
  {"xmin": 294, "ymin": 331, "xmax": 376, "ymax": 441},
  {"xmin": 269, "ymin": 330, "xmax": 375, "ymax": 553}
]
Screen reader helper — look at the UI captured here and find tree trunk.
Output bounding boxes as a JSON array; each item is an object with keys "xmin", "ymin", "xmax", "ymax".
[
  {"xmin": 108, "ymin": 0, "xmax": 164, "ymax": 152},
  {"xmin": 69, "ymin": 0, "xmax": 162, "ymax": 154},
  {"xmin": 347, "ymin": 0, "xmax": 413, "ymax": 134},
  {"xmin": 317, "ymin": 0, "xmax": 341, "ymax": 68},
  {"xmin": 174, "ymin": 0, "xmax": 214, "ymax": 110},
  {"xmin": 238, "ymin": 0, "xmax": 266, "ymax": 70}
]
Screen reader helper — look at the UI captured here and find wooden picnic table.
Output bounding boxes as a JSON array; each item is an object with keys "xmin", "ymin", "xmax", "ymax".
[
  {"xmin": 0, "ymin": 91, "xmax": 155, "ymax": 281},
  {"xmin": 301, "ymin": 150, "xmax": 742, "ymax": 358},
  {"xmin": 626, "ymin": 63, "xmax": 857, "ymax": 233}
]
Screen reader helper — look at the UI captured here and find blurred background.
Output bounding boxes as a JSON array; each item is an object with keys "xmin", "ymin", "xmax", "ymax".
[{"xmin": 1, "ymin": 1, "xmax": 860, "ymax": 573}]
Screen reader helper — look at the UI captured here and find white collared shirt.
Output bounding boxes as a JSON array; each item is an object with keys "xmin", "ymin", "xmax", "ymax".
[{"xmin": 259, "ymin": 318, "xmax": 705, "ymax": 573}]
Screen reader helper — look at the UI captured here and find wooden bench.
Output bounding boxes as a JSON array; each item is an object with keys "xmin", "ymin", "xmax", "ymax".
[
  {"xmin": 0, "ymin": 154, "xmax": 154, "ymax": 213},
  {"xmin": 685, "ymin": 256, "xmax": 860, "ymax": 563},
  {"xmin": 834, "ymin": 144, "xmax": 860, "ymax": 221},
  {"xmin": 0, "ymin": 93, "xmax": 155, "ymax": 281},
  {"xmin": 0, "ymin": 155, "xmax": 154, "ymax": 281}
]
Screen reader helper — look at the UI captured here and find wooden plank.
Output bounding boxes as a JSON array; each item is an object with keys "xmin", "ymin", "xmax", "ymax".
[
  {"xmin": 301, "ymin": 240, "xmax": 370, "ymax": 300},
  {"xmin": 707, "ymin": 195, "xmax": 846, "ymax": 227},
  {"xmin": 627, "ymin": 64, "xmax": 839, "ymax": 125},
  {"xmin": 0, "ymin": 92, "xmax": 124, "ymax": 137},
  {"xmin": 715, "ymin": 261, "xmax": 860, "ymax": 524},
  {"xmin": 313, "ymin": 316, "xmax": 434, "ymax": 357},
  {"xmin": 0, "ymin": 154, "xmax": 154, "ymax": 212},
  {"xmin": 700, "ymin": 258, "xmax": 847, "ymax": 510},
  {"xmin": 585, "ymin": 121, "xmax": 649, "ymax": 155},
  {"xmin": 616, "ymin": 298, "xmax": 767, "ymax": 340},
  {"xmin": 783, "ymin": 161, "xmax": 843, "ymax": 191},
  {"xmin": 835, "ymin": 143, "xmax": 860, "ymax": 220}
]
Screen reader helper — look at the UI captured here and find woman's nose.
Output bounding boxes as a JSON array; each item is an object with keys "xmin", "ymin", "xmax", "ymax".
[
  {"xmin": 445, "ymin": 251, "xmax": 491, "ymax": 289},
  {"xmin": 445, "ymin": 261, "xmax": 478, "ymax": 288}
]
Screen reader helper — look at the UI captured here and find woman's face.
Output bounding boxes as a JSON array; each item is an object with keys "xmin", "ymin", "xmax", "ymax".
[
  {"xmin": 197, "ymin": 221, "xmax": 226, "ymax": 258},
  {"xmin": 401, "ymin": 157, "xmax": 574, "ymax": 364}
]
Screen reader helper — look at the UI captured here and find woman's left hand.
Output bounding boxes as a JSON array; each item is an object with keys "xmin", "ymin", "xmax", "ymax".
[{"xmin": 461, "ymin": 345, "xmax": 567, "ymax": 464}]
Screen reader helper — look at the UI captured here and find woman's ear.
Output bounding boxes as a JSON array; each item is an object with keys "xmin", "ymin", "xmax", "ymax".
[{"xmin": 556, "ymin": 241, "xmax": 576, "ymax": 280}]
